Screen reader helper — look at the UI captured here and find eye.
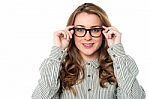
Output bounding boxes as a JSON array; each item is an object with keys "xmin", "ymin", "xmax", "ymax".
[
  {"xmin": 91, "ymin": 28, "xmax": 102, "ymax": 32},
  {"xmin": 75, "ymin": 28, "xmax": 85, "ymax": 32}
]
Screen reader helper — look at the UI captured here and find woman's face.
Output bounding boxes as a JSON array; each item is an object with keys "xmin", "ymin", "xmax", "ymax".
[{"xmin": 74, "ymin": 12, "xmax": 103, "ymax": 61}]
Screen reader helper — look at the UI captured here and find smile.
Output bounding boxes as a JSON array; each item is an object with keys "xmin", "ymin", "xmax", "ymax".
[{"xmin": 82, "ymin": 43, "xmax": 94, "ymax": 48}]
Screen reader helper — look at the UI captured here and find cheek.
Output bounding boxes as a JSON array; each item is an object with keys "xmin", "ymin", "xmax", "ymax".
[
  {"xmin": 74, "ymin": 35, "xmax": 103, "ymax": 48},
  {"xmin": 95, "ymin": 38, "xmax": 103, "ymax": 47},
  {"xmin": 74, "ymin": 36, "xmax": 80, "ymax": 46}
]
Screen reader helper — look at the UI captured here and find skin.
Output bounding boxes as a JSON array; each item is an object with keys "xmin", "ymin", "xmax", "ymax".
[
  {"xmin": 53, "ymin": 12, "xmax": 121, "ymax": 62},
  {"xmin": 73, "ymin": 12, "xmax": 103, "ymax": 61}
]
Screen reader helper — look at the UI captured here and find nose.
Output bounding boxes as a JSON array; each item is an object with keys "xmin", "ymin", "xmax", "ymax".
[{"xmin": 84, "ymin": 31, "xmax": 92, "ymax": 40}]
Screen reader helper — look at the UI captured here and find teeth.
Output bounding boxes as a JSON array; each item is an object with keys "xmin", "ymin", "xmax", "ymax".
[
  {"xmin": 83, "ymin": 43, "xmax": 93, "ymax": 48},
  {"xmin": 83, "ymin": 44, "xmax": 92, "ymax": 46}
]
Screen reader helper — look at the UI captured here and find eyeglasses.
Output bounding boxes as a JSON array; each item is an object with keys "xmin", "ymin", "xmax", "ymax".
[{"xmin": 70, "ymin": 27, "xmax": 104, "ymax": 37}]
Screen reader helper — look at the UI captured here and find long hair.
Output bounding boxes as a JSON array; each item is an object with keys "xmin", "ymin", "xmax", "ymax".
[{"xmin": 59, "ymin": 3, "xmax": 117, "ymax": 94}]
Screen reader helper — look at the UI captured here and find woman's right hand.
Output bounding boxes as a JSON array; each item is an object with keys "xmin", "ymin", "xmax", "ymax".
[{"xmin": 53, "ymin": 26, "xmax": 74, "ymax": 49}]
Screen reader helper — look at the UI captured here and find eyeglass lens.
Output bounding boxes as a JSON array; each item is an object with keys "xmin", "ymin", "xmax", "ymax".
[{"xmin": 73, "ymin": 27, "xmax": 104, "ymax": 37}]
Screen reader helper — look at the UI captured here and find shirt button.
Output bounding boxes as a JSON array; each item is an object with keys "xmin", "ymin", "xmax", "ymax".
[
  {"xmin": 61, "ymin": 51, "xmax": 63, "ymax": 53},
  {"xmin": 87, "ymin": 63, "xmax": 90, "ymax": 65},
  {"xmin": 58, "ymin": 57, "xmax": 61, "ymax": 60},
  {"xmin": 113, "ymin": 54, "xmax": 116, "ymax": 58},
  {"xmin": 118, "ymin": 87, "xmax": 121, "ymax": 91},
  {"xmin": 88, "ymin": 88, "xmax": 91, "ymax": 91},
  {"xmin": 117, "ymin": 67, "xmax": 120, "ymax": 69},
  {"xmin": 88, "ymin": 75, "xmax": 91, "ymax": 77}
]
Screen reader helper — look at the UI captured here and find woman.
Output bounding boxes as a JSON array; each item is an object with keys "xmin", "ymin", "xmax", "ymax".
[{"xmin": 32, "ymin": 3, "xmax": 145, "ymax": 99}]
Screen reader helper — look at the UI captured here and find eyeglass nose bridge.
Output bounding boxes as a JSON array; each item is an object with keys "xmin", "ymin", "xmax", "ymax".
[{"xmin": 84, "ymin": 29, "xmax": 93, "ymax": 37}]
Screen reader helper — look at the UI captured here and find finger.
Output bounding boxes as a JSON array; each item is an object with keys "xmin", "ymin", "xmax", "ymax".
[
  {"xmin": 55, "ymin": 30, "xmax": 66, "ymax": 39},
  {"xmin": 102, "ymin": 26, "xmax": 109, "ymax": 33},
  {"xmin": 102, "ymin": 30, "xmax": 109, "ymax": 39},
  {"xmin": 67, "ymin": 30, "xmax": 73, "ymax": 39},
  {"xmin": 64, "ymin": 30, "xmax": 70, "ymax": 41},
  {"xmin": 67, "ymin": 25, "xmax": 74, "ymax": 28},
  {"xmin": 70, "ymin": 29, "xmax": 74, "ymax": 35},
  {"xmin": 67, "ymin": 26, "xmax": 74, "ymax": 35},
  {"xmin": 108, "ymin": 26, "xmax": 120, "ymax": 34},
  {"xmin": 65, "ymin": 26, "xmax": 74, "ymax": 38},
  {"xmin": 107, "ymin": 27, "xmax": 113, "ymax": 30},
  {"xmin": 102, "ymin": 25, "xmax": 107, "ymax": 29},
  {"xmin": 102, "ymin": 26, "xmax": 122, "ymax": 40},
  {"xmin": 102, "ymin": 26, "xmax": 110, "ymax": 33},
  {"xmin": 66, "ymin": 30, "xmax": 72, "ymax": 41},
  {"xmin": 65, "ymin": 29, "xmax": 73, "ymax": 39},
  {"xmin": 107, "ymin": 30, "xmax": 116, "ymax": 39},
  {"xmin": 65, "ymin": 30, "xmax": 73, "ymax": 40},
  {"xmin": 103, "ymin": 26, "xmax": 117, "ymax": 33},
  {"xmin": 61, "ymin": 30, "xmax": 67, "ymax": 39},
  {"xmin": 102, "ymin": 26, "xmax": 110, "ymax": 39},
  {"xmin": 110, "ymin": 26, "xmax": 118, "ymax": 31},
  {"xmin": 102, "ymin": 26, "xmax": 117, "ymax": 33},
  {"xmin": 66, "ymin": 25, "xmax": 74, "ymax": 32}
]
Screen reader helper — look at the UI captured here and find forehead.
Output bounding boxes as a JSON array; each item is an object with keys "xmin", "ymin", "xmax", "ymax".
[{"xmin": 74, "ymin": 12, "xmax": 102, "ymax": 27}]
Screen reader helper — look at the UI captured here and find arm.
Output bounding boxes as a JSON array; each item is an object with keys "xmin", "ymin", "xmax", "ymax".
[
  {"xmin": 107, "ymin": 43, "xmax": 146, "ymax": 99},
  {"xmin": 32, "ymin": 46, "xmax": 67, "ymax": 99},
  {"xmin": 32, "ymin": 26, "xmax": 73, "ymax": 99}
]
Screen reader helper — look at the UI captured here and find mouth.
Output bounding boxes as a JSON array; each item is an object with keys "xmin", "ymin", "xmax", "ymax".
[{"xmin": 82, "ymin": 43, "xmax": 94, "ymax": 48}]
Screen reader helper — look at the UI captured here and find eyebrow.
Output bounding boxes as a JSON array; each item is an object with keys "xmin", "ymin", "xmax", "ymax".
[{"xmin": 75, "ymin": 25, "xmax": 101, "ymax": 28}]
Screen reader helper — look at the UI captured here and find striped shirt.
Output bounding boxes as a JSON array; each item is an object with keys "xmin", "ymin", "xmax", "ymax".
[{"xmin": 32, "ymin": 43, "xmax": 145, "ymax": 99}]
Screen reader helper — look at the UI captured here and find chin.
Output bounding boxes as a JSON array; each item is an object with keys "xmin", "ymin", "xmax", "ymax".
[{"xmin": 81, "ymin": 49, "xmax": 97, "ymax": 56}]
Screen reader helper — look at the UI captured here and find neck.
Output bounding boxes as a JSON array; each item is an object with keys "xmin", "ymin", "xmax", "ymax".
[{"xmin": 80, "ymin": 52, "xmax": 99, "ymax": 62}]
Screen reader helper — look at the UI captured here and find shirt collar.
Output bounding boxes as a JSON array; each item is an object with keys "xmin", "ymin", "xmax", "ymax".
[{"xmin": 83, "ymin": 59, "xmax": 100, "ymax": 68}]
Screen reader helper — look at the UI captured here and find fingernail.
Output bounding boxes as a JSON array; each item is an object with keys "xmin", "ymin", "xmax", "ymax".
[{"xmin": 102, "ymin": 25, "xmax": 106, "ymax": 28}]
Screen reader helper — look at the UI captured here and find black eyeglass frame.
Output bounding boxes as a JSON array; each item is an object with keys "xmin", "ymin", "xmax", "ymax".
[{"xmin": 69, "ymin": 27, "xmax": 104, "ymax": 37}]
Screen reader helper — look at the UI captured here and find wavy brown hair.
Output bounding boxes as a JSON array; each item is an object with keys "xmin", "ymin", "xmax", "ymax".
[{"xmin": 59, "ymin": 3, "xmax": 117, "ymax": 94}]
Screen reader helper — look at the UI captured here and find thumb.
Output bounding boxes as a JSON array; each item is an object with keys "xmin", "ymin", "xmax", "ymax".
[
  {"xmin": 102, "ymin": 30, "xmax": 108, "ymax": 39},
  {"xmin": 70, "ymin": 29, "xmax": 74, "ymax": 34}
]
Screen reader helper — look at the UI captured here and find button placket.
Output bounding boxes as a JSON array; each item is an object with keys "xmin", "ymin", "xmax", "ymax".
[
  {"xmin": 57, "ymin": 50, "xmax": 66, "ymax": 61},
  {"xmin": 87, "ymin": 62, "xmax": 92, "ymax": 78},
  {"xmin": 88, "ymin": 75, "xmax": 91, "ymax": 77},
  {"xmin": 87, "ymin": 63, "xmax": 91, "ymax": 78},
  {"xmin": 86, "ymin": 62, "xmax": 93, "ymax": 93},
  {"xmin": 116, "ymin": 87, "xmax": 122, "ymax": 97},
  {"xmin": 88, "ymin": 88, "xmax": 91, "ymax": 91}
]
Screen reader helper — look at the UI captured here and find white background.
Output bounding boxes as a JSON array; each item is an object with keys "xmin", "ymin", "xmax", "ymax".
[{"xmin": 0, "ymin": 0, "xmax": 150, "ymax": 99}]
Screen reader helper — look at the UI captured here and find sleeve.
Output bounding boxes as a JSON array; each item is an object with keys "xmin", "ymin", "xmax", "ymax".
[
  {"xmin": 107, "ymin": 43, "xmax": 146, "ymax": 99},
  {"xmin": 32, "ymin": 46, "xmax": 67, "ymax": 99}
]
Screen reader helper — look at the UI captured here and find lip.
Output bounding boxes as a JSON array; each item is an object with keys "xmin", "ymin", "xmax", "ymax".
[{"xmin": 82, "ymin": 43, "xmax": 94, "ymax": 48}]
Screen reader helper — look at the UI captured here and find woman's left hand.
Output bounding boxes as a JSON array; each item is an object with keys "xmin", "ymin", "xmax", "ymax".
[{"xmin": 102, "ymin": 26, "xmax": 121, "ymax": 47}]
